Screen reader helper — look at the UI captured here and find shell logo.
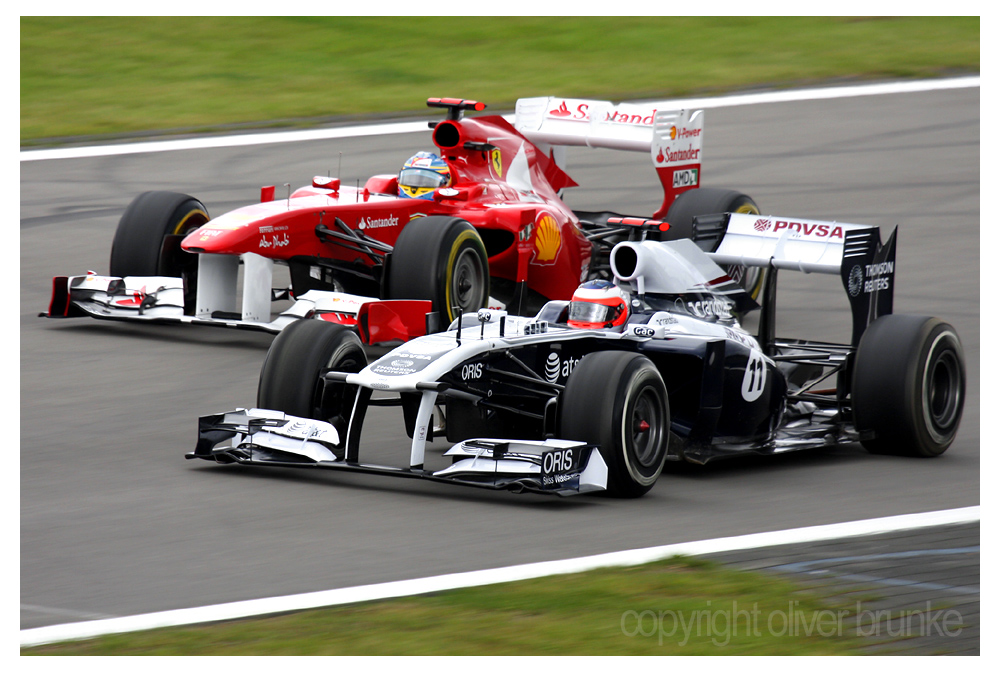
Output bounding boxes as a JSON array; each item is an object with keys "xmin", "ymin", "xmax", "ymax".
[
  {"xmin": 669, "ymin": 126, "xmax": 677, "ymax": 140},
  {"xmin": 533, "ymin": 214, "xmax": 562, "ymax": 264}
]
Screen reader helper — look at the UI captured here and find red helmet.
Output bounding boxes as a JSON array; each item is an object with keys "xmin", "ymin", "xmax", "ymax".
[{"xmin": 567, "ymin": 280, "xmax": 630, "ymax": 330}]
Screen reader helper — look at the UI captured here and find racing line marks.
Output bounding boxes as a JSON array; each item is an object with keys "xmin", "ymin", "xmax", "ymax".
[
  {"xmin": 20, "ymin": 603, "xmax": 117, "ymax": 622},
  {"xmin": 771, "ymin": 547, "xmax": 981, "ymax": 596}
]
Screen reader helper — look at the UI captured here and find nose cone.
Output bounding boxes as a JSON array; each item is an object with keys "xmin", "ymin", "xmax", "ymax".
[
  {"xmin": 181, "ymin": 225, "xmax": 241, "ymax": 253},
  {"xmin": 180, "ymin": 203, "xmax": 283, "ymax": 255}
]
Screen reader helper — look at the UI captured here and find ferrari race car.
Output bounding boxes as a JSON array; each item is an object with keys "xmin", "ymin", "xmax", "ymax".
[
  {"xmin": 188, "ymin": 210, "xmax": 966, "ymax": 497},
  {"xmin": 44, "ymin": 96, "xmax": 762, "ymax": 342}
]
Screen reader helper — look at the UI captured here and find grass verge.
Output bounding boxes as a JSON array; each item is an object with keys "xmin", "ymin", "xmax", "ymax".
[
  {"xmin": 23, "ymin": 556, "xmax": 875, "ymax": 655},
  {"xmin": 21, "ymin": 16, "xmax": 978, "ymax": 143}
]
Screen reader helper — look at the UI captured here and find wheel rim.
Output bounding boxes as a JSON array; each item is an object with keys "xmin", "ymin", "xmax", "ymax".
[
  {"xmin": 450, "ymin": 248, "xmax": 486, "ymax": 315},
  {"xmin": 923, "ymin": 336, "xmax": 962, "ymax": 442},
  {"xmin": 629, "ymin": 384, "xmax": 665, "ymax": 471}
]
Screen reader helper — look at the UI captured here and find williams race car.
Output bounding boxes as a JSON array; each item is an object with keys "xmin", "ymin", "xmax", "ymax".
[
  {"xmin": 44, "ymin": 96, "xmax": 763, "ymax": 341},
  {"xmin": 188, "ymin": 210, "xmax": 965, "ymax": 497}
]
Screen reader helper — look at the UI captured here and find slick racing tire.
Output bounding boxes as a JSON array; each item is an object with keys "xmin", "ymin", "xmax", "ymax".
[
  {"xmin": 852, "ymin": 315, "xmax": 965, "ymax": 457},
  {"xmin": 109, "ymin": 191, "xmax": 210, "ymax": 314},
  {"xmin": 665, "ymin": 188, "xmax": 765, "ymax": 301},
  {"xmin": 560, "ymin": 351, "xmax": 669, "ymax": 497},
  {"xmin": 388, "ymin": 216, "xmax": 489, "ymax": 325},
  {"xmin": 257, "ymin": 320, "xmax": 367, "ymax": 430}
]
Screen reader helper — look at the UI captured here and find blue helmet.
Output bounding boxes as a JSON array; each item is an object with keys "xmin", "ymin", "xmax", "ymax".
[{"xmin": 398, "ymin": 152, "xmax": 451, "ymax": 200}]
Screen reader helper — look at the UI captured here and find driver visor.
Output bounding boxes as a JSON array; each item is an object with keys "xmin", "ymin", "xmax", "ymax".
[
  {"xmin": 569, "ymin": 301, "xmax": 615, "ymax": 324},
  {"xmin": 399, "ymin": 168, "xmax": 447, "ymax": 189}
]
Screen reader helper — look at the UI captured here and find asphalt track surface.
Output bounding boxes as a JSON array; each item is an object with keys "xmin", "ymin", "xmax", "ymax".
[
  {"xmin": 21, "ymin": 86, "xmax": 980, "ymax": 630},
  {"xmin": 706, "ymin": 523, "xmax": 980, "ymax": 655}
]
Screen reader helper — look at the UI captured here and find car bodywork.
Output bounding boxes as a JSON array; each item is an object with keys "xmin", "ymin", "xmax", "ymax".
[
  {"xmin": 190, "ymin": 209, "xmax": 962, "ymax": 497},
  {"xmin": 44, "ymin": 96, "xmax": 725, "ymax": 340}
]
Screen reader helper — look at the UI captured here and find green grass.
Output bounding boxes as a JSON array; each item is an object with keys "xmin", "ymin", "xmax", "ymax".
[
  {"xmin": 23, "ymin": 557, "xmax": 874, "ymax": 655},
  {"xmin": 21, "ymin": 16, "xmax": 978, "ymax": 143}
]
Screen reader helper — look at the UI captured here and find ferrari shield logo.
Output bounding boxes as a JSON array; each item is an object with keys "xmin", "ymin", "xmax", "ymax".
[{"xmin": 491, "ymin": 148, "xmax": 503, "ymax": 177}]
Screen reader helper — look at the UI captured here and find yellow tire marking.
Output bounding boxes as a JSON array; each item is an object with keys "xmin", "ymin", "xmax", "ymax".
[{"xmin": 172, "ymin": 208, "xmax": 209, "ymax": 235}]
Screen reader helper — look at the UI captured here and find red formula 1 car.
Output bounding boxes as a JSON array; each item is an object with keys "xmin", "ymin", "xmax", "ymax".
[{"xmin": 45, "ymin": 97, "xmax": 762, "ymax": 342}]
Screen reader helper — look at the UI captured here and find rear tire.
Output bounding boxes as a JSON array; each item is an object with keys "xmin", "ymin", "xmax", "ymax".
[
  {"xmin": 257, "ymin": 320, "xmax": 366, "ymax": 427},
  {"xmin": 109, "ymin": 191, "xmax": 209, "ymax": 314},
  {"xmin": 853, "ymin": 315, "xmax": 965, "ymax": 457},
  {"xmin": 560, "ymin": 351, "xmax": 669, "ymax": 497},
  {"xmin": 666, "ymin": 188, "xmax": 765, "ymax": 300},
  {"xmin": 388, "ymin": 216, "xmax": 489, "ymax": 324}
]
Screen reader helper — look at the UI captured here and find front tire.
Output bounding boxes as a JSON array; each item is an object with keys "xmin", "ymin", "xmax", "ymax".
[
  {"xmin": 852, "ymin": 315, "xmax": 965, "ymax": 457},
  {"xmin": 257, "ymin": 320, "xmax": 366, "ymax": 428},
  {"xmin": 666, "ymin": 188, "xmax": 765, "ymax": 300},
  {"xmin": 388, "ymin": 216, "xmax": 489, "ymax": 324},
  {"xmin": 560, "ymin": 351, "xmax": 669, "ymax": 497},
  {"xmin": 109, "ymin": 191, "xmax": 210, "ymax": 314}
]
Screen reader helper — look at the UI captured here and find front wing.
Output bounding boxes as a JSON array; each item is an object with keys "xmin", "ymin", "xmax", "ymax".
[
  {"xmin": 43, "ymin": 273, "xmax": 431, "ymax": 342},
  {"xmin": 188, "ymin": 408, "xmax": 608, "ymax": 496}
]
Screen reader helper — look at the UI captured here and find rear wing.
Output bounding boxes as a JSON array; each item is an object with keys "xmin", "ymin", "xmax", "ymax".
[
  {"xmin": 514, "ymin": 97, "xmax": 703, "ymax": 218},
  {"xmin": 693, "ymin": 212, "xmax": 897, "ymax": 348}
]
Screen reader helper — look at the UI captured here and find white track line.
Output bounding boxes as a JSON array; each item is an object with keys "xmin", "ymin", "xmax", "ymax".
[
  {"xmin": 20, "ymin": 505, "xmax": 979, "ymax": 648},
  {"xmin": 20, "ymin": 76, "xmax": 979, "ymax": 163}
]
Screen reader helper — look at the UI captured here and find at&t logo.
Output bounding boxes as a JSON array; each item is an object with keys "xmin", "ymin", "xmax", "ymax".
[{"xmin": 544, "ymin": 352, "xmax": 580, "ymax": 383}]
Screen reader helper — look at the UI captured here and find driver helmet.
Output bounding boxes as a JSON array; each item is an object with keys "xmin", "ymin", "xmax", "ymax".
[
  {"xmin": 567, "ymin": 280, "xmax": 630, "ymax": 330},
  {"xmin": 398, "ymin": 151, "xmax": 451, "ymax": 199}
]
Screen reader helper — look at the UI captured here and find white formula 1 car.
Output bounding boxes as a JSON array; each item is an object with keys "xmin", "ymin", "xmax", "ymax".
[{"xmin": 188, "ymin": 211, "xmax": 965, "ymax": 497}]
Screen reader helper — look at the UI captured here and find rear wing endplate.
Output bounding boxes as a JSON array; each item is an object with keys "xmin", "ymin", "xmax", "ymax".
[
  {"xmin": 514, "ymin": 97, "xmax": 704, "ymax": 218},
  {"xmin": 694, "ymin": 212, "xmax": 897, "ymax": 348}
]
